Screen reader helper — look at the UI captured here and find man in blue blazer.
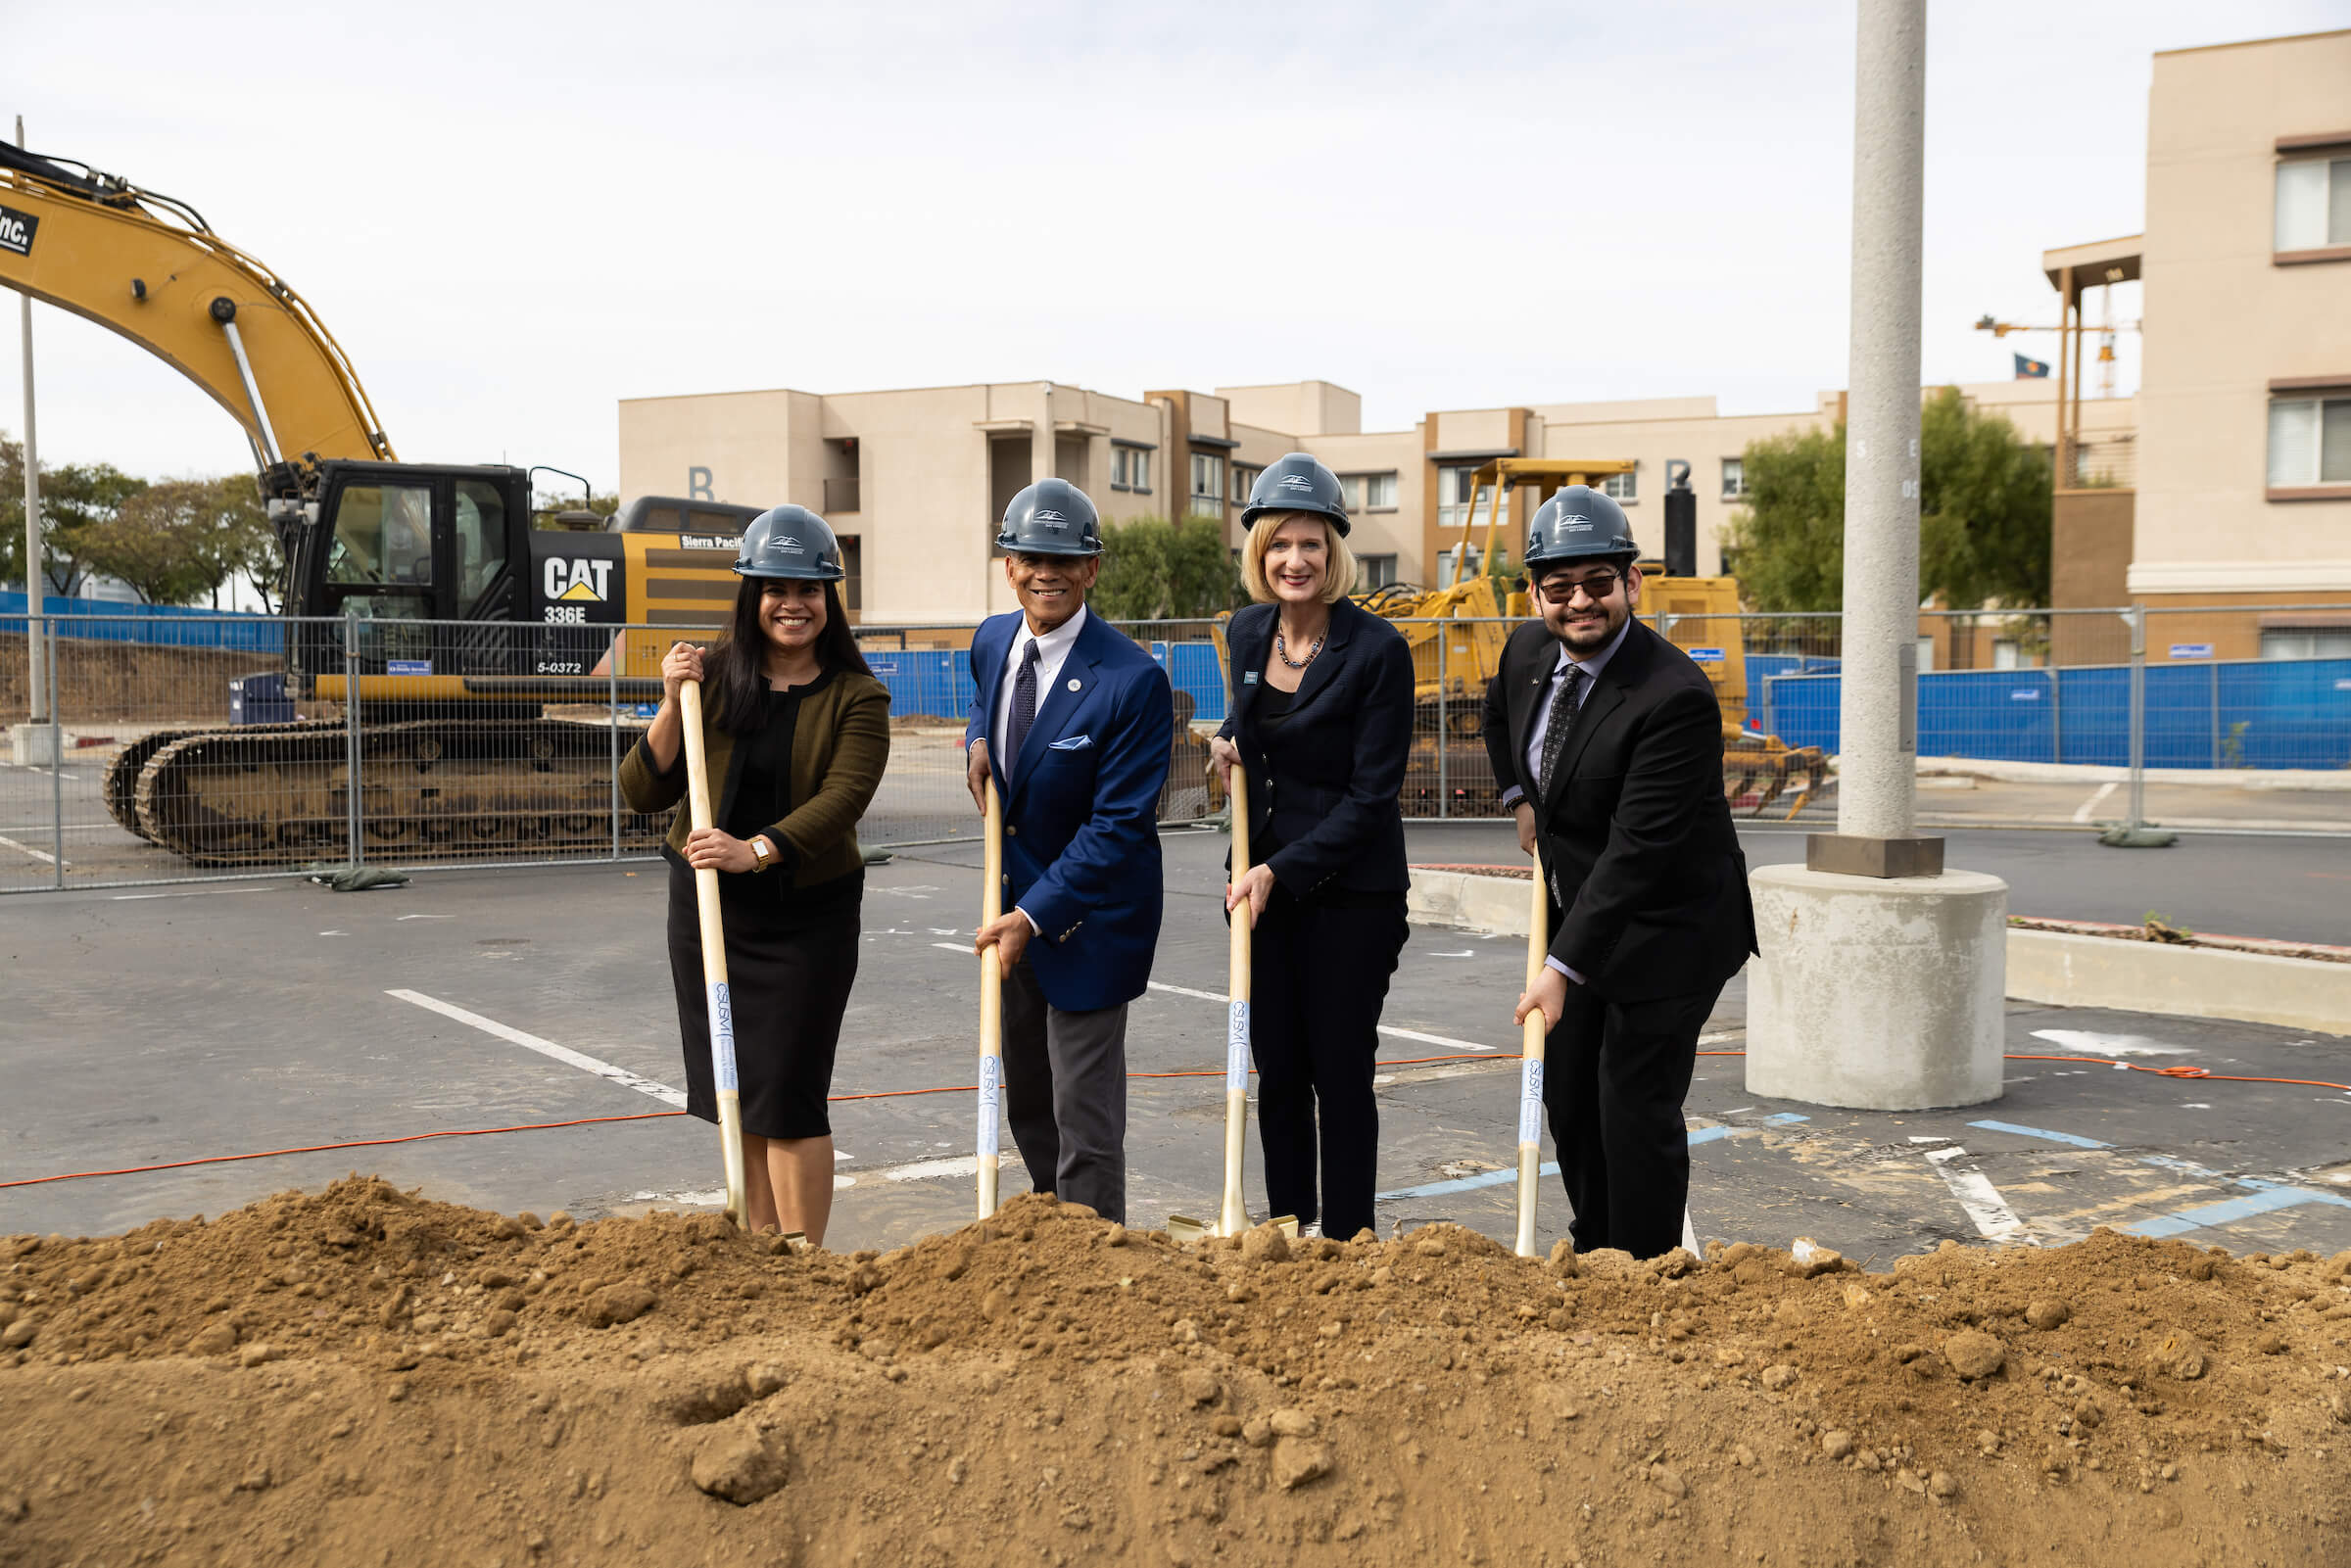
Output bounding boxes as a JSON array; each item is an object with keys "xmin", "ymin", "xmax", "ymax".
[{"xmin": 966, "ymin": 478, "xmax": 1175, "ymax": 1223}]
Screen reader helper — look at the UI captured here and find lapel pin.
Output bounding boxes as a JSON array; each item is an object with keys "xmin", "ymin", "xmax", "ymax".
[{"xmin": 1067, "ymin": 678, "xmax": 1081, "ymax": 691}]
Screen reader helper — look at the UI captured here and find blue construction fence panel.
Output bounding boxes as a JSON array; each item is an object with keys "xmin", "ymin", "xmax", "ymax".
[
  {"xmin": 1761, "ymin": 656, "xmax": 2351, "ymax": 771},
  {"xmin": 0, "ymin": 593, "xmax": 284, "ymax": 653},
  {"xmin": 860, "ymin": 641, "xmax": 1227, "ymax": 726}
]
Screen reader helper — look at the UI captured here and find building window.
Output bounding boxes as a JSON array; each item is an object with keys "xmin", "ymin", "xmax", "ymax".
[
  {"xmin": 1357, "ymin": 554, "xmax": 1399, "ymax": 592},
  {"xmin": 1602, "ymin": 466, "xmax": 1638, "ymax": 503},
  {"xmin": 1189, "ymin": 452, "xmax": 1225, "ymax": 517},
  {"xmin": 2268, "ymin": 397, "xmax": 2351, "ymax": 487},
  {"xmin": 1113, "ymin": 447, "xmax": 1152, "ymax": 493},
  {"xmin": 1720, "ymin": 457, "xmax": 1746, "ymax": 499},
  {"xmin": 1435, "ymin": 464, "xmax": 1478, "ymax": 534},
  {"xmin": 2262, "ymin": 627, "xmax": 2351, "ymax": 660},
  {"xmin": 1230, "ymin": 464, "xmax": 1261, "ymax": 504},
  {"xmin": 1341, "ymin": 472, "xmax": 1398, "ymax": 511},
  {"xmin": 2275, "ymin": 157, "xmax": 2351, "ymax": 253}
]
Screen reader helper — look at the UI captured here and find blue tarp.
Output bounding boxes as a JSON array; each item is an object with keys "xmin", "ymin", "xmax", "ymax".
[
  {"xmin": 861, "ymin": 641, "xmax": 1227, "ymax": 726},
  {"xmin": 1762, "ymin": 656, "xmax": 2351, "ymax": 771}
]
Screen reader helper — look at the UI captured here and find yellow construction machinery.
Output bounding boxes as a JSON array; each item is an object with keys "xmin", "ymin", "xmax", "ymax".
[
  {"xmin": 1218, "ymin": 456, "xmax": 1829, "ymax": 818},
  {"xmin": 0, "ymin": 142, "xmax": 760, "ymax": 863}
]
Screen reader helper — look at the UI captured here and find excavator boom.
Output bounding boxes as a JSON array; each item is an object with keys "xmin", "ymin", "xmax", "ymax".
[{"xmin": 0, "ymin": 143, "xmax": 393, "ymax": 475}]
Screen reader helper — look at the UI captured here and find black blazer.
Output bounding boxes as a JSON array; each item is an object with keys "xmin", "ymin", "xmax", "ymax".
[
  {"xmin": 1218, "ymin": 595, "xmax": 1415, "ymax": 897},
  {"xmin": 1481, "ymin": 618, "xmax": 1757, "ymax": 1001}
]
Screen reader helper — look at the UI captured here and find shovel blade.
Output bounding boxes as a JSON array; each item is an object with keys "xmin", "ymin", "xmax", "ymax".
[{"xmin": 1166, "ymin": 1214, "xmax": 1209, "ymax": 1244}]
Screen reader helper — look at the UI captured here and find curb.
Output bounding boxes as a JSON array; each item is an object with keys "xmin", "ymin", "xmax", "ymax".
[
  {"xmin": 2004, "ymin": 928, "xmax": 2351, "ymax": 1036},
  {"xmin": 1916, "ymin": 756, "xmax": 2351, "ymax": 792},
  {"xmin": 1406, "ymin": 866, "xmax": 2351, "ymax": 1037}
]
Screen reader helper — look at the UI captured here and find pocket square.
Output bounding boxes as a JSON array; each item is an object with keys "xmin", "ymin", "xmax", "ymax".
[{"xmin": 1048, "ymin": 735, "xmax": 1093, "ymax": 751}]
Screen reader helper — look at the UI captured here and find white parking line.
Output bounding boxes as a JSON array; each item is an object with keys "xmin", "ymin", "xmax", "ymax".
[
  {"xmin": 1924, "ymin": 1145, "xmax": 2031, "ymax": 1242},
  {"xmin": 1146, "ymin": 980, "xmax": 1500, "ymax": 1054},
  {"xmin": 386, "ymin": 988, "xmax": 688, "ymax": 1108},
  {"xmin": 0, "ymin": 832, "xmax": 67, "ymax": 868},
  {"xmin": 2071, "ymin": 781, "xmax": 2118, "ymax": 824}
]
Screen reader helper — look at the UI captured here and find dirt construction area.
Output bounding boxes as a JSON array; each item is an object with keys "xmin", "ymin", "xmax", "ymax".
[
  {"xmin": 4, "ymin": 826, "xmax": 2351, "ymax": 1565},
  {"xmin": 3, "ymin": 1184, "xmax": 2350, "ymax": 1568}
]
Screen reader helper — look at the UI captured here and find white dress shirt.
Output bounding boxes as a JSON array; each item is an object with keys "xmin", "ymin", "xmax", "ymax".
[
  {"xmin": 1503, "ymin": 615, "xmax": 1631, "ymax": 812},
  {"xmin": 990, "ymin": 603, "xmax": 1089, "ymax": 761},
  {"xmin": 979, "ymin": 603, "xmax": 1089, "ymax": 936},
  {"xmin": 1505, "ymin": 615, "xmax": 1632, "ymax": 987}
]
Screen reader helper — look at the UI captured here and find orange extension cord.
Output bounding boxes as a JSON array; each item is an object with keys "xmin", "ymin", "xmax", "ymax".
[{"xmin": 4, "ymin": 1050, "xmax": 2344, "ymax": 1193}]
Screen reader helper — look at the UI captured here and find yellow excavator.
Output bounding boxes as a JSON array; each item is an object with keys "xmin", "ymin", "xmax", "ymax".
[
  {"xmin": 1, "ymin": 143, "xmax": 754, "ymax": 864},
  {"xmin": 1217, "ymin": 456, "xmax": 1829, "ymax": 818}
]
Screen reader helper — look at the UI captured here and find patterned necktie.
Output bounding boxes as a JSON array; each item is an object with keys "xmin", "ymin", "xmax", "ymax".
[
  {"xmin": 1005, "ymin": 640, "xmax": 1041, "ymax": 769},
  {"xmin": 1537, "ymin": 664, "xmax": 1587, "ymax": 801}
]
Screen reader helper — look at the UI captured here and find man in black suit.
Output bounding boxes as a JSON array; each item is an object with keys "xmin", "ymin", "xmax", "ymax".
[{"xmin": 1482, "ymin": 486, "xmax": 1756, "ymax": 1259}]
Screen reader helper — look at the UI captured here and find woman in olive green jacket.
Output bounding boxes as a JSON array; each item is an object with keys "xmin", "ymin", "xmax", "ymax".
[{"xmin": 619, "ymin": 506, "xmax": 888, "ymax": 1245}]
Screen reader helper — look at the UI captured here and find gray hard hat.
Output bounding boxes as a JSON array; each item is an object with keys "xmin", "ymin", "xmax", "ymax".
[
  {"xmin": 735, "ymin": 504, "xmax": 845, "ymax": 581},
  {"xmin": 995, "ymin": 478, "xmax": 1103, "ymax": 557},
  {"xmin": 1524, "ymin": 487, "xmax": 1638, "ymax": 574},
  {"xmin": 1241, "ymin": 451, "xmax": 1350, "ymax": 536}
]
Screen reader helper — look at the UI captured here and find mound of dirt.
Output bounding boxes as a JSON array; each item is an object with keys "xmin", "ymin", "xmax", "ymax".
[{"xmin": 3, "ymin": 1178, "xmax": 2348, "ymax": 1566}]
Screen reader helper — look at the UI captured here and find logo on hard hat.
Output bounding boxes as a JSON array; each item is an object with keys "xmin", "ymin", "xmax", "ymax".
[
  {"xmin": 768, "ymin": 535, "xmax": 802, "ymax": 551},
  {"xmin": 1278, "ymin": 474, "xmax": 1313, "ymax": 491},
  {"xmin": 1035, "ymin": 509, "xmax": 1068, "ymax": 530},
  {"xmin": 1563, "ymin": 515, "xmax": 1594, "ymax": 533}
]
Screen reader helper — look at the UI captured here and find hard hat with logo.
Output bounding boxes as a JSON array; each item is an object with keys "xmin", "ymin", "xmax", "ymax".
[
  {"xmin": 734, "ymin": 504, "xmax": 845, "ymax": 581},
  {"xmin": 1241, "ymin": 451, "xmax": 1351, "ymax": 536},
  {"xmin": 1524, "ymin": 486, "xmax": 1638, "ymax": 574},
  {"xmin": 994, "ymin": 477, "xmax": 1104, "ymax": 557}
]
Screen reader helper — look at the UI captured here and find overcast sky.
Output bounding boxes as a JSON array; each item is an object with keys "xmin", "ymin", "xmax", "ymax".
[{"xmin": 5, "ymin": 2, "xmax": 2342, "ymax": 495}]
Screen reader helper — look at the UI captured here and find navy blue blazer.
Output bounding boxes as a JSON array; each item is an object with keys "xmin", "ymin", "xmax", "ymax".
[
  {"xmin": 965, "ymin": 608, "xmax": 1175, "ymax": 1012},
  {"xmin": 1217, "ymin": 595, "xmax": 1415, "ymax": 897}
]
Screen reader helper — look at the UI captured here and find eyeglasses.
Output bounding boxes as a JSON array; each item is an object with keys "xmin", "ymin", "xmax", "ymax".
[{"xmin": 1535, "ymin": 569, "xmax": 1625, "ymax": 605}]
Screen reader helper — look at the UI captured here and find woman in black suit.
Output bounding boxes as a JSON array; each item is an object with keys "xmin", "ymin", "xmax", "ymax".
[{"xmin": 1209, "ymin": 452, "xmax": 1416, "ymax": 1241}]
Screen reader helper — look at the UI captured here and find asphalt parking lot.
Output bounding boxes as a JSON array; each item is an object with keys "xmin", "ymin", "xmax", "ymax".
[{"xmin": 4, "ymin": 825, "xmax": 2347, "ymax": 1263}]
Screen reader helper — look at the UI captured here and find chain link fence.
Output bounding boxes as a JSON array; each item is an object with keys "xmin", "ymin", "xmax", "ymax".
[{"xmin": 5, "ymin": 602, "xmax": 2349, "ymax": 892}]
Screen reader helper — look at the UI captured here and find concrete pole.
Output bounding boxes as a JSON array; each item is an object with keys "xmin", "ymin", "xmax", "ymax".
[
  {"xmin": 1033, "ymin": 382, "xmax": 1056, "ymax": 490},
  {"xmin": 1751, "ymin": 0, "xmax": 2006, "ymax": 1112},
  {"xmin": 17, "ymin": 116, "xmax": 45, "ymax": 725},
  {"xmin": 1835, "ymin": 0, "xmax": 1925, "ymax": 845}
]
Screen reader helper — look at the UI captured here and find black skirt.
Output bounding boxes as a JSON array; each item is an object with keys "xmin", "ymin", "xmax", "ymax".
[{"xmin": 665, "ymin": 857, "xmax": 861, "ymax": 1140}]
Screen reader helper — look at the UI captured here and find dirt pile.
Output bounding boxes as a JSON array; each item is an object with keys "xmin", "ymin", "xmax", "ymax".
[{"xmin": 3, "ymin": 1178, "xmax": 2348, "ymax": 1566}]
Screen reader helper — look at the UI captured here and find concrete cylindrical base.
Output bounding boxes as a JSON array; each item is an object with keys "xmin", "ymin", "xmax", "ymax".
[
  {"xmin": 1746, "ymin": 864, "xmax": 2008, "ymax": 1111},
  {"xmin": 9, "ymin": 723, "xmax": 60, "ymax": 767}
]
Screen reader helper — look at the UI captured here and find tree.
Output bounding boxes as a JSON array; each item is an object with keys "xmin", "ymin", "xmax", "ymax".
[
  {"xmin": 77, "ymin": 476, "xmax": 272, "ymax": 607},
  {"xmin": 1720, "ymin": 389, "xmax": 2053, "ymax": 611},
  {"xmin": 0, "ymin": 434, "xmax": 150, "ymax": 597},
  {"xmin": 1090, "ymin": 514, "xmax": 1240, "ymax": 621}
]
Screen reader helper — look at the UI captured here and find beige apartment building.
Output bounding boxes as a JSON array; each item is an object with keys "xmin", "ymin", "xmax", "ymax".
[
  {"xmin": 618, "ymin": 374, "xmax": 2111, "ymax": 632},
  {"xmin": 2044, "ymin": 27, "xmax": 2351, "ymax": 663}
]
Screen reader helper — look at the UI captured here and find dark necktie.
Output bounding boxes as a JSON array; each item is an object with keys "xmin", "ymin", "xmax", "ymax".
[
  {"xmin": 1537, "ymin": 664, "xmax": 1586, "ymax": 801},
  {"xmin": 1005, "ymin": 641, "xmax": 1041, "ymax": 769}
]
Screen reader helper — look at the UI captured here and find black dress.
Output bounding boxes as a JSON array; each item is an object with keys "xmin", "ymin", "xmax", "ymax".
[{"xmin": 665, "ymin": 673, "xmax": 862, "ymax": 1141}]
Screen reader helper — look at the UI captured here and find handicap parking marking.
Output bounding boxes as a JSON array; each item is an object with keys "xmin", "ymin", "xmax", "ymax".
[{"xmin": 1967, "ymin": 1117, "xmax": 2351, "ymax": 1241}]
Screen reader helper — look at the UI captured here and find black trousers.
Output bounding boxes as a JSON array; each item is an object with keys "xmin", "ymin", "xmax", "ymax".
[
  {"xmin": 1248, "ymin": 886, "xmax": 1409, "ymax": 1241},
  {"xmin": 999, "ymin": 956, "xmax": 1129, "ymax": 1224},
  {"xmin": 1542, "ymin": 978, "xmax": 1726, "ymax": 1259}
]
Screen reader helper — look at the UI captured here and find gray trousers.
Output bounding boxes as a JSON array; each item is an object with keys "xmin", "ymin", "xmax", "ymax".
[{"xmin": 999, "ymin": 957, "xmax": 1128, "ymax": 1223}]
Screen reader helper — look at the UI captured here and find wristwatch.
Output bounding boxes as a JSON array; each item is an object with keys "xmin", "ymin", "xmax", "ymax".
[{"xmin": 748, "ymin": 836, "xmax": 775, "ymax": 874}]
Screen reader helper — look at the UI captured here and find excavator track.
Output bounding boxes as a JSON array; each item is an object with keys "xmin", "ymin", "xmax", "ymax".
[
  {"xmin": 103, "ymin": 721, "xmax": 339, "ymax": 842},
  {"xmin": 132, "ymin": 718, "xmax": 672, "ymax": 867}
]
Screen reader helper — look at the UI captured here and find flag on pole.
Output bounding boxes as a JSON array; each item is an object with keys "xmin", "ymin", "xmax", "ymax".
[{"xmin": 2014, "ymin": 354, "xmax": 2050, "ymax": 379}]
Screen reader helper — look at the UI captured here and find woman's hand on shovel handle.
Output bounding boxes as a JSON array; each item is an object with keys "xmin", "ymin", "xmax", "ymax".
[{"xmin": 685, "ymin": 828, "xmax": 759, "ymax": 875}]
